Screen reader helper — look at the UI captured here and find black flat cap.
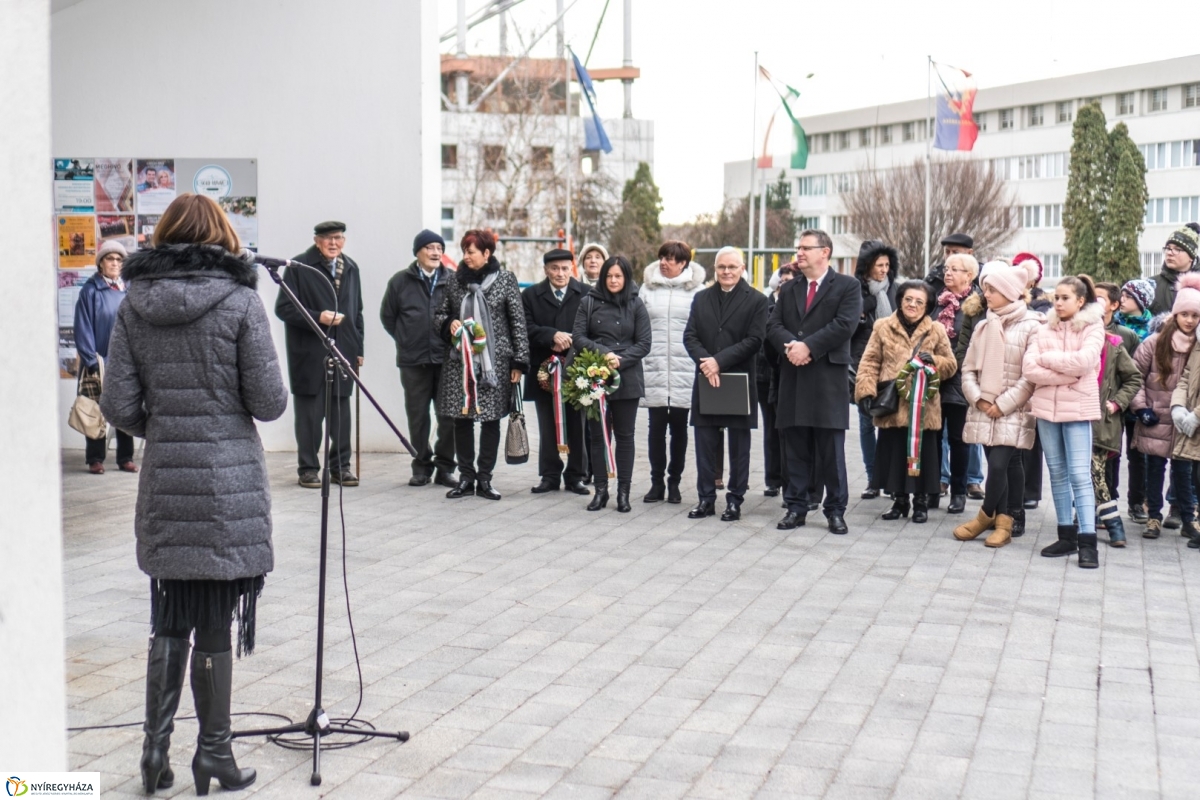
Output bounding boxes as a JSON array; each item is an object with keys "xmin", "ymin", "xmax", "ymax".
[
  {"xmin": 543, "ymin": 248, "xmax": 574, "ymax": 265},
  {"xmin": 314, "ymin": 220, "xmax": 346, "ymax": 235},
  {"xmin": 940, "ymin": 232, "xmax": 973, "ymax": 248}
]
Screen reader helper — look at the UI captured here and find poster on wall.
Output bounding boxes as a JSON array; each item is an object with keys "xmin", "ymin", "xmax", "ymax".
[
  {"xmin": 135, "ymin": 159, "xmax": 177, "ymax": 213},
  {"xmin": 219, "ymin": 197, "xmax": 258, "ymax": 249},
  {"xmin": 94, "ymin": 157, "xmax": 135, "ymax": 212},
  {"xmin": 98, "ymin": 214, "xmax": 136, "ymax": 253},
  {"xmin": 58, "ymin": 268, "xmax": 95, "ymax": 378},
  {"xmin": 53, "ymin": 158, "xmax": 95, "ymax": 212},
  {"xmin": 57, "ymin": 215, "xmax": 97, "ymax": 268},
  {"xmin": 136, "ymin": 214, "xmax": 161, "ymax": 250},
  {"xmin": 60, "ymin": 328, "xmax": 78, "ymax": 379}
]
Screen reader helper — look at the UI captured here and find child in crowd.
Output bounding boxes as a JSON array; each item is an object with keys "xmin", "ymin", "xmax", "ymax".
[{"xmin": 1116, "ymin": 278, "xmax": 1156, "ymax": 523}]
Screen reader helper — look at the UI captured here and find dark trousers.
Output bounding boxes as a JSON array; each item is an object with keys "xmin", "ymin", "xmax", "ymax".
[
  {"xmin": 534, "ymin": 396, "xmax": 586, "ymax": 484},
  {"xmin": 647, "ymin": 406, "xmax": 689, "ymax": 485},
  {"xmin": 1109, "ymin": 418, "xmax": 1146, "ymax": 507},
  {"xmin": 982, "ymin": 445, "xmax": 1025, "ymax": 517},
  {"xmin": 85, "ymin": 429, "xmax": 134, "ymax": 465},
  {"xmin": 454, "ymin": 418, "xmax": 500, "ymax": 482},
  {"xmin": 942, "ymin": 404, "xmax": 970, "ymax": 495},
  {"xmin": 294, "ymin": 392, "xmax": 352, "ymax": 474},
  {"xmin": 1023, "ymin": 429, "xmax": 1043, "ymax": 502},
  {"xmin": 782, "ymin": 426, "xmax": 848, "ymax": 516},
  {"xmin": 399, "ymin": 365, "xmax": 455, "ymax": 478},
  {"xmin": 696, "ymin": 426, "xmax": 751, "ymax": 503},
  {"xmin": 1146, "ymin": 456, "xmax": 1195, "ymax": 522},
  {"xmin": 759, "ymin": 397, "xmax": 783, "ymax": 488},
  {"xmin": 591, "ymin": 398, "xmax": 638, "ymax": 489}
]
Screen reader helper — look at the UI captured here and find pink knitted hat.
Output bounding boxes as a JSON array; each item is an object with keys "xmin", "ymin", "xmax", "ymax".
[
  {"xmin": 1172, "ymin": 273, "xmax": 1200, "ymax": 316},
  {"xmin": 983, "ymin": 266, "xmax": 1028, "ymax": 303}
]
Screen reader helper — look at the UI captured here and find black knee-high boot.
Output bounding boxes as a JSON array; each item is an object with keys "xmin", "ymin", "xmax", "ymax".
[
  {"xmin": 190, "ymin": 650, "xmax": 256, "ymax": 795},
  {"xmin": 141, "ymin": 636, "xmax": 190, "ymax": 793}
]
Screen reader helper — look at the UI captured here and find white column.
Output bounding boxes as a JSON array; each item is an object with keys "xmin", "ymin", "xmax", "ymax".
[{"xmin": 0, "ymin": 0, "xmax": 68, "ymax": 769}]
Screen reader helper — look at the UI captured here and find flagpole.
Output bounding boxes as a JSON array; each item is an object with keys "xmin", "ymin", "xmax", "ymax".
[
  {"xmin": 748, "ymin": 51, "xmax": 758, "ymax": 274},
  {"xmin": 924, "ymin": 55, "xmax": 932, "ymax": 271},
  {"xmin": 565, "ymin": 47, "xmax": 573, "ymax": 253}
]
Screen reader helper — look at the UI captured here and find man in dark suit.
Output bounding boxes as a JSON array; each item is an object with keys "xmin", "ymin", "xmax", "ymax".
[
  {"xmin": 522, "ymin": 248, "xmax": 590, "ymax": 495},
  {"xmin": 766, "ymin": 229, "xmax": 863, "ymax": 533},
  {"xmin": 275, "ymin": 220, "xmax": 364, "ymax": 488},
  {"xmin": 683, "ymin": 246, "xmax": 768, "ymax": 521}
]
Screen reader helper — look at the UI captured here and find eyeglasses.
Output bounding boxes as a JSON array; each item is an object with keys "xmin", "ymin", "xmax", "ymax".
[
  {"xmin": 944, "ymin": 266, "xmax": 971, "ymax": 275},
  {"xmin": 901, "ymin": 297, "xmax": 926, "ymax": 306},
  {"xmin": 715, "ymin": 264, "xmax": 743, "ymax": 272},
  {"xmin": 1164, "ymin": 245, "xmax": 1186, "ymax": 255}
]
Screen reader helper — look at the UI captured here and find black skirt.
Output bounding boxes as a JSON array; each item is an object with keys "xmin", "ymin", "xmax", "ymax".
[
  {"xmin": 871, "ymin": 427, "xmax": 941, "ymax": 496},
  {"xmin": 150, "ymin": 576, "xmax": 264, "ymax": 657}
]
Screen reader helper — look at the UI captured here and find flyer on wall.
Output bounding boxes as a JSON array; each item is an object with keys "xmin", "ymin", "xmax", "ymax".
[
  {"xmin": 58, "ymin": 268, "xmax": 96, "ymax": 378},
  {"xmin": 219, "ymin": 196, "xmax": 258, "ymax": 250},
  {"xmin": 94, "ymin": 157, "xmax": 135, "ymax": 213},
  {"xmin": 98, "ymin": 214, "xmax": 136, "ymax": 254},
  {"xmin": 57, "ymin": 215, "xmax": 97, "ymax": 268},
  {"xmin": 136, "ymin": 214, "xmax": 161, "ymax": 250},
  {"xmin": 60, "ymin": 327, "xmax": 78, "ymax": 379},
  {"xmin": 135, "ymin": 158, "xmax": 177, "ymax": 214},
  {"xmin": 53, "ymin": 158, "xmax": 95, "ymax": 212}
]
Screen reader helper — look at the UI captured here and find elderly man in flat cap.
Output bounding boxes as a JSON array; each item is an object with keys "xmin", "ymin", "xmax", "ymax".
[
  {"xmin": 522, "ymin": 248, "xmax": 590, "ymax": 495},
  {"xmin": 275, "ymin": 221, "xmax": 365, "ymax": 488}
]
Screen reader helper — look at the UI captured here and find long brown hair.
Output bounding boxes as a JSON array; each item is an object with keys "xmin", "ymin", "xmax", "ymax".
[
  {"xmin": 1154, "ymin": 314, "xmax": 1187, "ymax": 384},
  {"xmin": 152, "ymin": 193, "xmax": 240, "ymax": 252}
]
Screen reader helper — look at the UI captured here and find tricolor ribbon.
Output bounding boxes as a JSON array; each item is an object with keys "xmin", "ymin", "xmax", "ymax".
[
  {"xmin": 455, "ymin": 318, "xmax": 479, "ymax": 415},
  {"xmin": 901, "ymin": 356, "xmax": 938, "ymax": 477},
  {"xmin": 597, "ymin": 388, "xmax": 616, "ymax": 478},
  {"xmin": 546, "ymin": 356, "xmax": 569, "ymax": 453}
]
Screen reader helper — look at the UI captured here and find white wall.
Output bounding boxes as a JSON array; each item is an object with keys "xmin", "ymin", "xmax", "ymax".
[
  {"xmin": 0, "ymin": 0, "xmax": 69, "ymax": 769},
  {"xmin": 52, "ymin": 0, "xmax": 440, "ymax": 452}
]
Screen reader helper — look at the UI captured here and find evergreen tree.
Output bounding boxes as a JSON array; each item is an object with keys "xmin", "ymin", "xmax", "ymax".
[
  {"xmin": 1097, "ymin": 123, "xmax": 1148, "ymax": 284},
  {"xmin": 610, "ymin": 161, "xmax": 663, "ymax": 271},
  {"xmin": 1063, "ymin": 102, "xmax": 1111, "ymax": 275}
]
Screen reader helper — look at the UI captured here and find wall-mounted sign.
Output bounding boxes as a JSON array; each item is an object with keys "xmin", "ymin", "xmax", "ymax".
[{"xmin": 193, "ymin": 164, "xmax": 233, "ymax": 198}]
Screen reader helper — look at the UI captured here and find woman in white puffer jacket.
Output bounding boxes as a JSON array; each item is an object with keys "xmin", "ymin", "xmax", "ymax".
[{"xmin": 640, "ymin": 240, "xmax": 706, "ymax": 504}]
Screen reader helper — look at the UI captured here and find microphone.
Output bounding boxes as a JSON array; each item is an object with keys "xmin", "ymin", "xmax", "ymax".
[{"xmin": 237, "ymin": 248, "xmax": 296, "ymax": 269}]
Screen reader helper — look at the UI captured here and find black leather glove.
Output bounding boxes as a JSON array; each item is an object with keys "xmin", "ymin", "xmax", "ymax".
[
  {"xmin": 858, "ymin": 397, "xmax": 874, "ymax": 416},
  {"xmin": 917, "ymin": 352, "xmax": 934, "ymax": 366}
]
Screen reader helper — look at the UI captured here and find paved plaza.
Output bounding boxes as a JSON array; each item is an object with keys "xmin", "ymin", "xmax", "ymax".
[{"xmin": 63, "ymin": 427, "xmax": 1200, "ymax": 799}]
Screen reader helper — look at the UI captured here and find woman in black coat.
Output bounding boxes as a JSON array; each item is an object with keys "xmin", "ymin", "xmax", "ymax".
[
  {"xmin": 850, "ymin": 240, "xmax": 899, "ymax": 499},
  {"xmin": 434, "ymin": 229, "xmax": 530, "ymax": 501},
  {"xmin": 100, "ymin": 194, "xmax": 287, "ymax": 795},
  {"xmin": 572, "ymin": 255, "xmax": 653, "ymax": 512}
]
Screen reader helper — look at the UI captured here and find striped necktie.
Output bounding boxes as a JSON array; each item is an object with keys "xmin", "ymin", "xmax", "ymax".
[{"xmin": 332, "ymin": 257, "xmax": 343, "ymax": 293}]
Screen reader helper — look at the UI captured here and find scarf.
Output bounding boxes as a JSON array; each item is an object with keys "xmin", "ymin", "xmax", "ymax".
[
  {"xmin": 868, "ymin": 279, "xmax": 892, "ymax": 318},
  {"xmin": 936, "ymin": 288, "xmax": 970, "ymax": 338},
  {"xmin": 977, "ymin": 300, "xmax": 1028, "ymax": 404},
  {"xmin": 1117, "ymin": 310, "xmax": 1152, "ymax": 342},
  {"xmin": 459, "ymin": 268, "xmax": 501, "ymax": 389},
  {"xmin": 1172, "ymin": 328, "xmax": 1195, "ymax": 355},
  {"xmin": 898, "ymin": 312, "xmax": 922, "ymax": 338}
]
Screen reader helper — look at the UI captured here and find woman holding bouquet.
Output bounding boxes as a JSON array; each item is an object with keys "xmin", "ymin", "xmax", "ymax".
[
  {"xmin": 435, "ymin": 229, "xmax": 529, "ymax": 501},
  {"xmin": 572, "ymin": 255, "xmax": 653, "ymax": 512}
]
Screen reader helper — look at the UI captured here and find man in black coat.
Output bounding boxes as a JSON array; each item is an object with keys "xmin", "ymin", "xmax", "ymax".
[
  {"xmin": 766, "ymin": 229, "xmax": 863, "ymax": 533},
  {"xmin": 522, "ymin": 249, "xmax": 590, "ymax": 495},
  {"xmin": 381, "ymin": 229, "xmax": 456, "ymax": 488},
  {"xmin": 275, "ymin": 220, "xmax": 364, "ymax": 488},
  {"xmin": 683, "ymin": 246, "xmax": 768, "ymax": 522}
]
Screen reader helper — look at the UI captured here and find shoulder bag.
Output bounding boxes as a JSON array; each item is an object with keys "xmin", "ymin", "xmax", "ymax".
[
  {"xmin": 868, "ymin": 332, "xmax": 927, "ymax": 418},
  {"xmin": 505, "ymin": 383, "xmax": 530, "ymax": 464},
  {"xmin": 68, "ymin": 357, "xmax": 108, "ymax": 439}
]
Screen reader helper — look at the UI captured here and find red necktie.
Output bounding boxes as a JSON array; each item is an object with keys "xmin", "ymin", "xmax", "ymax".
[{"xmin": 805, "ymin": 280, "xmax": 817, "ymax": 311}]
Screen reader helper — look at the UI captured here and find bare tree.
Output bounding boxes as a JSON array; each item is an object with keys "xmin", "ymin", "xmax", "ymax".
[{"xmin": 842, "ymin": 157, "xmax": 1017, "ymax": 276}]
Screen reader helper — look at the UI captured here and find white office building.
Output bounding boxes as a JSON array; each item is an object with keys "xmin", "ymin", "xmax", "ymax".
[{"xmin": 724, "ymin": 55, "xmax": 1200, "ymax": 277}]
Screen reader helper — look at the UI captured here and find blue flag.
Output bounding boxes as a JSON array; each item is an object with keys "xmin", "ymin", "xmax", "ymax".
[{"xmin": 572, "ymin": 53, "xmax": 612, "ymax": 154}]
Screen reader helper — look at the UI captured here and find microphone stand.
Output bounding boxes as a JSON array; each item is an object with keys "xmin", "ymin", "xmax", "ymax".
[{"xmin": 230, "ymin": 263, "xmax": 418, "ymax": 786}]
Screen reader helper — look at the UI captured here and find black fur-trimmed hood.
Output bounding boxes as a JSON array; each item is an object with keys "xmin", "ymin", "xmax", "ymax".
[
  {"xmin": 122, "ymin": 244, "xmax": 258, "ymax": 327},
  {"xmin": 855, "ymin": 240, "xmax": 900, "ymax": 282}
]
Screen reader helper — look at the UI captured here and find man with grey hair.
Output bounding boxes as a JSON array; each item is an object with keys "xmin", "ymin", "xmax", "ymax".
[
  {"xmin": 766, "ymin": 229, "xmax": 862, "ymax": 533},
  {"xmin": 683, "ymin": 246, "xmax": 768, "ymax": 521}
]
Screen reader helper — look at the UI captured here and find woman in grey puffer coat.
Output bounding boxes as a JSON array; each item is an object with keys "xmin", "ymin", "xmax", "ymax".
[{"xmin": 101, "ymin": 194, "xmax": 286, "ymax": 796}]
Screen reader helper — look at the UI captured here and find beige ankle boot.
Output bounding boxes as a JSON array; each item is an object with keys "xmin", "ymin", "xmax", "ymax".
[
  {"xmin": 953, "ymin": 508, "xmax": 996, "ymax": 541},
  {"xmin": 985, "ymin": 513, "xmax": 1013, "ymax": 548}
]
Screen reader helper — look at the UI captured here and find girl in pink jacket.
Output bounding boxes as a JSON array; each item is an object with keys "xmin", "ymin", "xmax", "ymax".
[{"xmin": 1023, "ymin": 276, "xmax": 1105, "ymax": 569}]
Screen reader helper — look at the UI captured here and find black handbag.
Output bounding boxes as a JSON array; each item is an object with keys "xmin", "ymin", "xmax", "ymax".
[
  {"xmin": 867, "ymin": 332, "xmax": 927, "ymax": 418},
  {"xmin": 504, "ymin": 384, "xmax": 530, "ymax": 465}
]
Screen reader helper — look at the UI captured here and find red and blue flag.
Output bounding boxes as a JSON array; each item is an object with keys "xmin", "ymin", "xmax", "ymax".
[{"xmin": 933, "ymin": 62, "xmax": 978, "ymax": 151}]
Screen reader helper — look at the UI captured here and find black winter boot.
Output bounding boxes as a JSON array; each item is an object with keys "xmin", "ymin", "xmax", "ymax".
[
  {"xmin": 642, "ymin": 480, "xmax": 665, "ymax": 503},
  {"xmin": 881, "ymin": 494, "xmax": 910, "ymax": 520},
  {"xmin": 666, "ymin": 479, "xmax": 682, "ymax": 504},
  {"xmin": 1041, "ymin": 524, "xmax": 1078, "ymax": 557},
  {"xmin": 141, "ymin": 636, "xmax": 190, "ymax": 793},
  {"xmin": 1077, "ymin": 533, "xmax": 1099, "ymax": 568},
  {"xmin": 587, "ymin": 485, "xmax": 609, "ymax": 511},
  {"xmin": 1009, "ymin": 509, "xmax": 1026, "ymax": 538},
  {"xmin": 191, "ymin": 650, "xmax": 256, "ymax": 796},
  {"xmin": 616, "ymin": 482, "xmax": 632, "ymax": 513},
  {"xmin": 911, "ymin": 495, "xmax": 929, "ymax": 524}
]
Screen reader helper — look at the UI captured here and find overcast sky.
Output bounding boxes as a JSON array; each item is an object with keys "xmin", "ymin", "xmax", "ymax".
[{"xmin": 439, "ymin": 0, "xmax": 1198, "ymax": 224}]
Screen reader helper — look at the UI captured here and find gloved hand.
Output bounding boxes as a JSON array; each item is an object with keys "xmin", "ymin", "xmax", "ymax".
[
  {"xmin": 917, "ymin": 352, "xmax": 934, "ymax": 366},
  {"xmin": 1184, "ymin": 411, "xmax": 1200, "ymax": 439},
  {"xmin": 1136, "ymin": 408, "xmax": 1160, "ymax": 427},
  {"xmin": 858, "ymin": 397, "xmax": 874, "ymax": 417},
  {"xmin": 1172, "ymin": 405, "xmax": 1190, "ymax": 434}
]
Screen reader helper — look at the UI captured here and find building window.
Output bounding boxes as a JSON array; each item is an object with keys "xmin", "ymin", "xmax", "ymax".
[
  {"xmin": 836, "ymin": 130, "xmax": 851, "ymax": 150},
  {"xmin": 531, "ymin": 146, "xmax": 554, "ymax": 172},
  {"xmin": 1142, "ymin": 251, "xmax": 1163, "ymax": 277},
  {"xmin": 797, "ymin": 216, "xmax": 820, "ymax": 230},
  {"xmin": 1187, "ymin": 84, "xmax": 1200, "ymax": 108},
  {"xmin": 440, "ymin": 207, "xmax": 454, "ymax": 241},
  {"xmin": 999, "ymin": 109, "xmax": 1014, "ymax": 130},
  {"xmin": 902, "ymin": 122, "xmax": 915, "ymax": 142},
  {"xmin": 1145, "ymin": 195, "xmax": 1200, "ymax": 224},
  {"xmin": 1140, "ymin": 140, "xmax": 1200, "ymax": 170},
  {"xmin": 859, "ymin": 128, "xmax": 871, "ymax": 147},
  {"xmin": 1019, "ymin": 204, "xmax": 1062, "ymax": 228},
  {"xmin": 482, "ymin": 145, "xmax": 506, "ymax": 172},
  {"xmin": 1028, "ymin": 105, "xmax": 1044, "ymax": 126},
  {"xmin": 1043, "ymin": 254, "xmax": 1063, "ymax": 279},
  {"xmin": 441, "ymin": 144, "xmax": 458, "ymax": 169},
  {"xmin": 1118, "ymin": 92, "xmax": 1135, "ymax": 115},
  {"xmin": 811, "ymin": 132, "xmax": 831, "ymax": 153},
  {"xmin": 581, "ymin": 151, "xmax": 599, "ymax": 175},
  {"xmin": 973, "ymin": 112, "xmax": 986, "ymax": 132},
  {"xmin": 831, "ymin": 173, "xmax": 855, "ymax": 193},
  {"xmin": 878, "ymin": 125, "xmax": 893, "ymax": 144},
  {"xmin": 830, "ymin": 215, "xmax": 851, "ymax": 235},
  {"xmin": 797, "ymin": 176, "xmax": 827, "ymax": 196},
  {"xmin": 1150, "ymin": 87, "xmax": 1168, "ymax": 112},
  {"xmin": 1056, "ymin": 101, "xmax": 1072, "ymax": 123}
]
